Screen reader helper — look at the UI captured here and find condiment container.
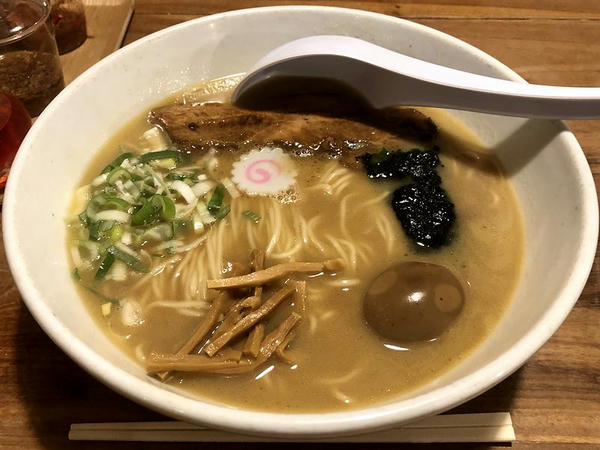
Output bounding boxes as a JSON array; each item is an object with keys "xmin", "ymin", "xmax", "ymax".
[
  {"xmin": 50, "ymin": 0, "xmax": 86, "ymax": 54},
  {"xmin": 0, "ymin": 91, "xmax": 31, "ymax": 194},
  {"xmin": 0, "ymin": 0, "xmax": 65, "ymax": 116}
]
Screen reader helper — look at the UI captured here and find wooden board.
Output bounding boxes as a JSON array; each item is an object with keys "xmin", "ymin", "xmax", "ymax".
[
  {"xmin": 60, "ymin": 0, "xmax": 135, "ymax": 85},
  {"xmin": 1, "ymin": 2, "xmax": 599, "ymax": 449}
]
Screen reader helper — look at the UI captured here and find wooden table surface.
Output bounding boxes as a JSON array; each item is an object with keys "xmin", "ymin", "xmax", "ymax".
[{"xmin": 2, "ymin": 1, "xmax": 599, "ymax": 449}]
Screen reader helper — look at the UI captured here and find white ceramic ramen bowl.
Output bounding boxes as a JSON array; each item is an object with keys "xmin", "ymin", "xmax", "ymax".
[{"xmin": 3, "ymin": 6, "xmax": 598, "ymax": 438}]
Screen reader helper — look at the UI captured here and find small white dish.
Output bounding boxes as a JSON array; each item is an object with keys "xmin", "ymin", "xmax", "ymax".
[{"xmin": 3, "ymin": 6, "xmax": 598, "ymax": 438}]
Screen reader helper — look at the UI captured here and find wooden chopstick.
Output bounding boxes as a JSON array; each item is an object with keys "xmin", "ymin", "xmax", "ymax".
[{"xmin": 69, "ymin": 412, "xmax": 515, "ymax": 443}]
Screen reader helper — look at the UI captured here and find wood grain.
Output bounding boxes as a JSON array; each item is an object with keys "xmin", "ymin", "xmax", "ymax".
[
  {"xmin": 59, "ymin": 0, "xmax": 134, "ymax": 85},
  {"xmin": 123, "ymin": 15, "xmax": 600, "ymax": 87},
  {"xmin": 132, "ymin": 0, "xmax": 600, "ymax": 19},
  {"xmin": 1, "ymin": 1, "xmax": 599, "ymax": 449}
]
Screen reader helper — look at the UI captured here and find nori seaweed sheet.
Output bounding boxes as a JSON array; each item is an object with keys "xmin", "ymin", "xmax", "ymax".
[{"xmin": 357, "ymin": 147, "xmax": 455, "ymax": 248}]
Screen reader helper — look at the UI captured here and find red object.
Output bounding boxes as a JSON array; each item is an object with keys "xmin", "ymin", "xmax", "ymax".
[{"xmin": 0, "ymin": 92, "xmax": 32, "ymax": 187}]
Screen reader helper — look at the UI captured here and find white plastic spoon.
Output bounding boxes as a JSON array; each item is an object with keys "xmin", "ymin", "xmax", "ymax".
[{"xmin": 232, "ymin": 35, "xmax": 600, "ymax": 119}]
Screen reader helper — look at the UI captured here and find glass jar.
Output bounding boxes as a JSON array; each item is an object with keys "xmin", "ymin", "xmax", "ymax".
[
  {"xmin": 0, "ymin": 0, "xmax": 65, "ymax": 116},
  {"xmin": 0, "ymin": 91, "xmax": 31, "ymax": 193},
  {"xmin": 50, "ymin": 0, "xmax": 86, "ymax": 54}
]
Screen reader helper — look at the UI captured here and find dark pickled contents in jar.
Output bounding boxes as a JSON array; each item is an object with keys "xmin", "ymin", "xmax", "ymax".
[
  {"xmin": 0, "ymin": 50, "xmax": 64, "ymax": 116},
  {"xmin": 51, "ymin": 0, "xmax": 87, "ymax": 54},
  {"xmin": 363, "ymin": 262, "xmax": 464, "ymax": 343},
  {"xmin": 0, "ymin": 0, "xmax": 65, "ymax": 116},
  {"xmin": 0, "ymin": 92, "xmax": 31, "ymax": 188}
]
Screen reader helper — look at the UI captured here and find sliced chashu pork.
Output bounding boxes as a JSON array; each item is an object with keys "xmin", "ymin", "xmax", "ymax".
[{"xmin": 150, "ymin": 102, "xmax": 437, "ymax": 166}]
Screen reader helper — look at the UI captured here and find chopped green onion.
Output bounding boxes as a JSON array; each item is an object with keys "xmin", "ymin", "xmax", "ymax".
[
  {"xmin": 78, "ymin": 211, "xmax": 89, "ymax": 227},
  {"xmin": 108, "ymin": 260, "xmax": 128, "ymax": 281},
  {"xmin": 142, "ymin": 223, "xmax": 173, "ymax": 241},
  {"xmin": 152, "ymin": 195, "xmax": 176, "ymax": 220},
  {"xmin": 191, "ymin": 180, "xmax": 216, "ymax": 197},
  {"xmin": 95, "ymin": 253, "xmax": 115, "ymax": 280},
  {"xmin": 101, "ymin": 152, "xmax": 135, "ymax": 174},
  {"xmin": 86, "ymin": 194, "xmax": 130, "ymax": 223},
  {"xmin": 150, "ymin": 158, "xmax": 178, "ymax": 170},
  {"xmin": 103, "ymin": 196, "xmax": 130, "ymax": 210},
  {"xmin": 221, "ymin": 177, "xmax": 240, "ymax": 199},
  {"xmin": 130, "ymin": 194, "xmax": 175, "ymax": 226},
  {"xmin": 130, "ymin": 200, "xmax": 158, "ymax": 226},
  {"xmin": 107, "ymin": 245, "xmax": 149, "ymax": 273},
  {"xmin": 92, "ymin": 174, "xmax": 108, "ymax": 187},
  {"xmin": 207, "ymin": 184, "xmax": 225, "ymax": 215},
  {"xmin": 85, "ymin": 196, "xmax": 103, "ymax": 223},
  {"xmin": 110, "ymin": 224, "xmax": 122, "ymax": 241},
  {"xmin": 89, "ymin": 220, "xmax": 116, "ymax": 241},
  {"xmin": 196, "ymin": 201, "xmax": 216, "ymax": 224},
  {"xmin": 139, "ymin": 189, "xmax": 154, "ymax": 199},
  {"xmin": 165, "ymin": 172, "xmax": 188, "ymax": 181},
  {"xmin": 107, "ymin": 167, "xmax": 131, "ymax": 185},
  {"xmin": 139, "ymin": 149, "xmax": 182, "ymax": 164},
  {"xmin": 214, "ymin": 204, "xmax": 231, "ymax": 221},
  {"xmin": 169, "ymin": 180, "xmax": 196, "ymax": 204},
  {"xmin": 242, "ymin": 210, "xmax": 261, "ymax": 224},
  {"xmin": 206, "ymin": 185, "xmax": 229, "ymax": 221},
  {"xmin": 77, "ymin": 145, "xmax": 235, "ymax": 281},
  {"xmin": 123, "ymin": 180, "xmax": 141, "ymax": 199}
]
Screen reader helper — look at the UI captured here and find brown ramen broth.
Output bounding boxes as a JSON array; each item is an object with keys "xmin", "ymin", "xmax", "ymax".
[{"xmin": 66, "ymin": 75, "xmax": 523, "ymax": 412}]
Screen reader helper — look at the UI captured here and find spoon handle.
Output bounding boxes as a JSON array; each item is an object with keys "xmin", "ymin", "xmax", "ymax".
[
  {"xmin": 240, "ymin": 36, "xmax": 600, "ymax": 119},
  {"xmin": 368, "ymin": 48, "xmax": 600, "ymax": 119}
]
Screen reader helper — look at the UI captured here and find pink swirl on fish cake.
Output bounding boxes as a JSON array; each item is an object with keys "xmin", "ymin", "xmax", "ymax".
[
  {"xmin": 231, "ymin": 147, "xmax": 297, "ymax": 195},
  {"xmin": 245, "ymin": 159, "xmax": 281, "ymax": 183}
]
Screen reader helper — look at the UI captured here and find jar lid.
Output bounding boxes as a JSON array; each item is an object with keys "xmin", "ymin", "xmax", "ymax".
[{"xmin": 0, "ymin": 0, "xmax": 51, "ymax": 45}]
